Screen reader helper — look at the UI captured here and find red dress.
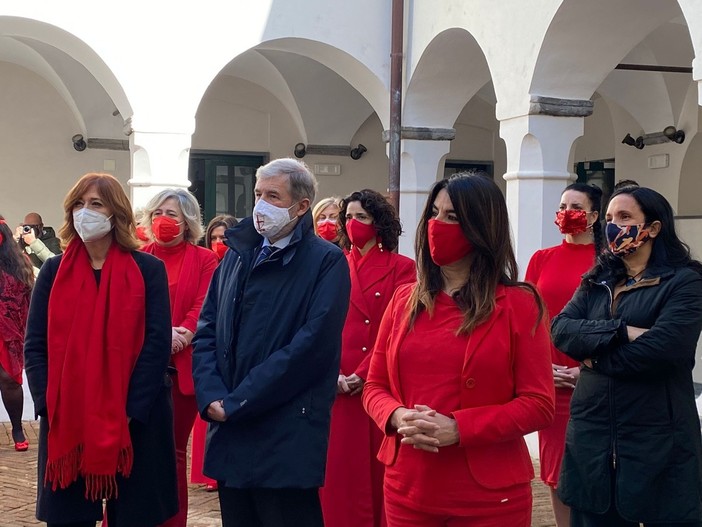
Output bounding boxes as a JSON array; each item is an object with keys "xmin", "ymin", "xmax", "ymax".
[
  {"xmin": 363, "ymin": 283, "xmax": 554, "ymax": 520},
  {"xmin": 525, "ymin": 240, "xmax": 595, "ymax": 487},
  {"xmin": 320, "ymin": 245, "xmax": 415, "ymax": 527},
  {"xmin": 0, "ymin": 270, "xmax": 31, "ymax": 384}
]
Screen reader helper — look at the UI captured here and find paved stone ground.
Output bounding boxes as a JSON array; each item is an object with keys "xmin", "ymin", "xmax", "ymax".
[{"xmin": 0, "ymin": 421, "xmax": 556, "ymax": 527}]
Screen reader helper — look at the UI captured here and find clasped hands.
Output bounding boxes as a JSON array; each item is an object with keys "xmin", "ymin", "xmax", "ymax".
[
  {"xmin": 337, "ymin": 373, "xmax": 364, "ymax": 395},
  {"xmin": 171, "ymin": 327, "xmax": 193, "ymax": 355},
  {"xmin": 391, "ymin": 404, "xmax": 459, "ymax": 453}
]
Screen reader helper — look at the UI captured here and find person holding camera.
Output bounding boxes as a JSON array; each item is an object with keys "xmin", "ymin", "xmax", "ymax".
[{"xmin": 15, "ymin": 212, "xmax": 62, "ymax": 269}]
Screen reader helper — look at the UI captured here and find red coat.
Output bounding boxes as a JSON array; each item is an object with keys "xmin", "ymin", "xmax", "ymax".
[
  {"xmin": 142, "ymin": 242, "xmax": 218, "ymax": 395},
  {"xmin": 320, "ymin": 247, "xmax": 415, "ymax": 527},
  {"xmin": 362, "ymin": 283, "xmax": 555, "ymax": 492}
]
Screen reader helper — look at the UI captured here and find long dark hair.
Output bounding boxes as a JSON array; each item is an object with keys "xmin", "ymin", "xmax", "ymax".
[
  {"xmin": 409, "ymin": 172, "xmax": 544, "ymax": 335},
  {"xmin": 563, "ymin": 182, "xmax": 604, "ymax": 255},
  {"xmin": 583, "ymin": 186, "xmax": 702, "ymax": 287},
  {"xmin": 0, "ymin": 217, "xmax": 34, "ymax": 288},
  {"xmin": 339, "ymin": 189, "xmax": 403, "ymax": 251}
]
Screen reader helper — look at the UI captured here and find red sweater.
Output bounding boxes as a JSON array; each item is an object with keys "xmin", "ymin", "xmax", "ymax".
[{"xmin": 525, "ymin": 240, "xmax": 595, "ymax": 368}]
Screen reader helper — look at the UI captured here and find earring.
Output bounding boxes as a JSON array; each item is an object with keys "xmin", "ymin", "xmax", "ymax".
[{"xmin": 378, "ymin": 241, "xmax": 383, "ymax": 252}]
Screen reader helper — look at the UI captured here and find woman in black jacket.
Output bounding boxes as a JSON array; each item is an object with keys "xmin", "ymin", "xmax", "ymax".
[
  {"xmin": 551, "ymin": 186, "xmax": 702, "ymax": 527},
  {"xmin": 25, "ymin": 173, "xmax": 177, "ymax": 527}
]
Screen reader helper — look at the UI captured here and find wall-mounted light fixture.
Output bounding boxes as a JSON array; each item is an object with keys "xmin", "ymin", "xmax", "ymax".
[
  {"xmin": 350, "ymin": 144, "xmax": 367, "ymax": 160},
  {"xmin": 72, "ymin": 134, "xmax": 87, "ymax": 152},
  {"xmin": 292, "ymin": 143, "xmax": 368, "ymax": 160},
  {"xmin": 294, "ymin": 143, "xmax": 307, "ymax": 158},
  {"xmin": 622, "ymin": 126, "xmax": 685, "ymax": 150}
]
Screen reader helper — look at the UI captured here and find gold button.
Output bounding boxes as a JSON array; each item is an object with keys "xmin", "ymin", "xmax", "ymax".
[
  {"xmin": 375, "ymin": 292, "xmax": 381, "ymax": 297},
  {"xmin": 465, "ymin": 378, "xmax": 476, "ymax": 389},
  {"xmin": 362, "ymin": 347, "xmax": 368, "ymax": 352},
  {"xmin": 364, "ymin": 319, "xmax": 370, "ymax": 325}
]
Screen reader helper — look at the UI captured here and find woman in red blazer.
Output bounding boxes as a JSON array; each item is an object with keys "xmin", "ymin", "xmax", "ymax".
[
  {"xmin": 362, "ymin": 172, "xmax": 555, "ymax": 527},
  {"xmin": 140, "ymin": 189, "xmax": 218, "ymax": 527},
  {"xmin": 320, "ymin": 189, "xmax": 415, "ymax": 527}
]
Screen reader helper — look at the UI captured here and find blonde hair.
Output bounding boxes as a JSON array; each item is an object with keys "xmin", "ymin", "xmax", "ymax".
[
  {"xmin": 312, "ymin": 197, "xmax": 341, "ymax": 234},
  {"xmin": 141, "ymin": 189, "xmax": 205, "ymax": 244}
]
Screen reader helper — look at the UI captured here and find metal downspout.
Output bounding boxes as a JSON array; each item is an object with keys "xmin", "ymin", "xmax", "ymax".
[{"xmin": 388, "ymin": 0, "xmax": 404, "ymax": 214}]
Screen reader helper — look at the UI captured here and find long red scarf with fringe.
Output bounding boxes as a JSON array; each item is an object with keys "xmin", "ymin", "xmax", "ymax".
[{"xmin": 46, "ymin": 239, "xmax": 145, "ymax": 501}]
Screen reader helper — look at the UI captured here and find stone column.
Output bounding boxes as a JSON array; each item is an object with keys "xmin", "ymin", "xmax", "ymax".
[
  {"xmin": 500, "ymin": 97, "xmax": 593, "ymax": 277},
  {"xmin": 382, "ymin": 127, "xmax": 455, "ymax": 256}
]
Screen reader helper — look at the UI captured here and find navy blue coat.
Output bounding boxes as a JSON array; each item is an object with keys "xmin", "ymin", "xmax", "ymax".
[{"xmin": 192, "ymin": 210, "xmax": 351, "ymax": 488}]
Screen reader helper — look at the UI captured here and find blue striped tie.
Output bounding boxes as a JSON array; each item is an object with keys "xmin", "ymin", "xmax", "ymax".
[{"xmin": 254, "ymin": 245, "xmax": 278, "ymax": 267}]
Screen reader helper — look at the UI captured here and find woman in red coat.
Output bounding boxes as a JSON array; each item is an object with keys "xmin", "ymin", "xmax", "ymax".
[
  {"xmin": 362, "ymin": 172, "xmax": 555, "ymax": 527},
  {"xmin": 140, "ymin": 189, "xmax": 218, "ymax": 527},
  {"xmin": 190, "ymin": 214, "xmax": 237, "ymax": 492},
  {"xmin": 525, "ymin": 183, "xmax": 602, "ymax": 527},
  {"xmin": 320, "ymin": 189, "xmax": 415, "ymax": 527}
]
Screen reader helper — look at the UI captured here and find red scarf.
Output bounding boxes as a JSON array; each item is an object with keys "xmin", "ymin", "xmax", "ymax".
[{"xmin": 46, "ymin": 239, "xmax": 145, "ymax": 501}]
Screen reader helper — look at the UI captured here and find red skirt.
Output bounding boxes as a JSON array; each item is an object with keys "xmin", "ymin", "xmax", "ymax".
[
  {"xmin": 538, "ymin": 388, "xmax": 572, "ymax": 487},
  {"xmin": 190, "ymin": 417, "xmax": 216, "ymax": 485}
]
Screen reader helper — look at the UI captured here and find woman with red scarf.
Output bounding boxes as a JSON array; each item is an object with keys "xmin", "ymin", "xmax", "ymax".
[
  {"xmin": 24, "ymin": 173, "xmax": 177, "ymax": 527},
  {"xmin": 362, "ymin": 172, "xmax": 554, "ymax": 527},
  {"xmin": 140, "ymin": 189, "xmax": 218, "ymax": 527},
  {"xmin": 190, "ymin": 213, "xmax": 237, "ymax": 492},
  {"xmin": 320, "ymin": 189, "xmax": 415, "ymax": 527},
  {"xmin": 525, "ymin": 182, "xmax": 601, "ymax": 527},
  {"xmin": 0, "ymin": 216, "xmax": 33, "ymax": 451}
]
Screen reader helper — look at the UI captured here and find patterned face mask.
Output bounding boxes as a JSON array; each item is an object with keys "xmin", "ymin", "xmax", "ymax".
[
  {"xmin": 605, "ymin": 222, "xmax": 652, "ymax": 256},
  {"xmin": 555, "ymin": 209, "xmax": 589, "ymax": 235}
]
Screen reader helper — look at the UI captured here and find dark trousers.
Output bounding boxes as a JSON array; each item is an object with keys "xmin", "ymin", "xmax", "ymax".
[
  {"xmin": 571, "ymin": 507, "xmax": 702, "ymax": 527},
  {"xmin": 218, "ymin": 487, "xmax": 323, "ymax": 527}
]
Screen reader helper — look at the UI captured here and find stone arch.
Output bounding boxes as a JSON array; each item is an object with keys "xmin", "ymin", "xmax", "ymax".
[
  {"xmin": 404, "ymin": 28, "xmax": 492, "ymax": 128},
  {"xmin": 531, "ymin": 0, "xmax": 683, "ymax": 102},
  {"xmin": 194, "ymin": 37, "xmax": 389, "ymax": 136},
  {"xmin": 0, "ymin": 16, "xmax": 133, "ymax": 121}
]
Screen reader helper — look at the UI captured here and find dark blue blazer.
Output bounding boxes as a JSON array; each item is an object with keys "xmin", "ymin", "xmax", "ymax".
[{"xmin": 192, "ymin": 210, "xmax": 351, "ymax": 488}]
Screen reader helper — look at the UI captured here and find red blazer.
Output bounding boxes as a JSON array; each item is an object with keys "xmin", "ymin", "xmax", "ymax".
[
  {"xmin": 143, "ymin": 242, "xmax": 218, "ymax": 395},
  {"xmin": 343, "ymin": 247, "xmax": 416, "ymax": 379},
  {"xmin": 362, "ymin": 283, "xmax": 555, "ymax": 489}
]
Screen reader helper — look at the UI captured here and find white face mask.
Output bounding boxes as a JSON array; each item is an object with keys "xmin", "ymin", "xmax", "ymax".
[
  {"xmin": 73, "ymin": 208, "xmax": 114, "ymax": 243},
  {"xmin": 253, "ymin": 199, "xmax": 297, "ymax": 239}
]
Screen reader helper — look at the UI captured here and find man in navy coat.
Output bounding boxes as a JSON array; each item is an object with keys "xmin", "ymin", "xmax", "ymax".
[{"xmin": 193, "ymin": 158, "xmax": 351, "ymax": 527}]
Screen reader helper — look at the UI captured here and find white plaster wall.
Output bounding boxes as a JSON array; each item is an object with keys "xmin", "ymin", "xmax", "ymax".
[
  {"xmin": 0, "ymin": 61, "xmax": 130, "ymax": 230},
  {"xmin": 574, "ymin": 95, "xmax": 616, "ymax": 163},
  {"xmin": 1, "ymin": 1, "xmax": 392, "ymax": 136},
  {"xmin": 450, "ymin": 97, "xmax": 506, "ymax": 192}
]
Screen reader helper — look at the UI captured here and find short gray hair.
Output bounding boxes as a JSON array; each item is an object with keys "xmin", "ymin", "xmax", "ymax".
[
  {"xmin": 256, "ymin": 158, "xmax": 318, "ymax": 203},
  {"xmin": 141, "ymin": 188, "xmax": 204, "ymax": 243}
]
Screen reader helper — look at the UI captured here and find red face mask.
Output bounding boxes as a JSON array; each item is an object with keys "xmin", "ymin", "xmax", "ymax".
[
  {"xmin": 316, "ymin": 220, "xmax": 338, "ymax": 241},
  {"xmin": 346, "ymin": 219, "xmax": 377, "ymax": 248},
  {"xmin": 427, "ymin": 219, "xmax": 472, "ymax": 266},
  {"xmin": 211, "ymin": 240, "xmax": 228, "ymax": 260},
  {"xmin": 555, "ymin": 209, "xmax": 589, "ymax": 235},
  {"xmin": 151, "ymin": 216, "xmax": 183, "ymax": 244},
  {"xmin": 135, "ymin": 225, "xmax": 150, "ymax": 242}
]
